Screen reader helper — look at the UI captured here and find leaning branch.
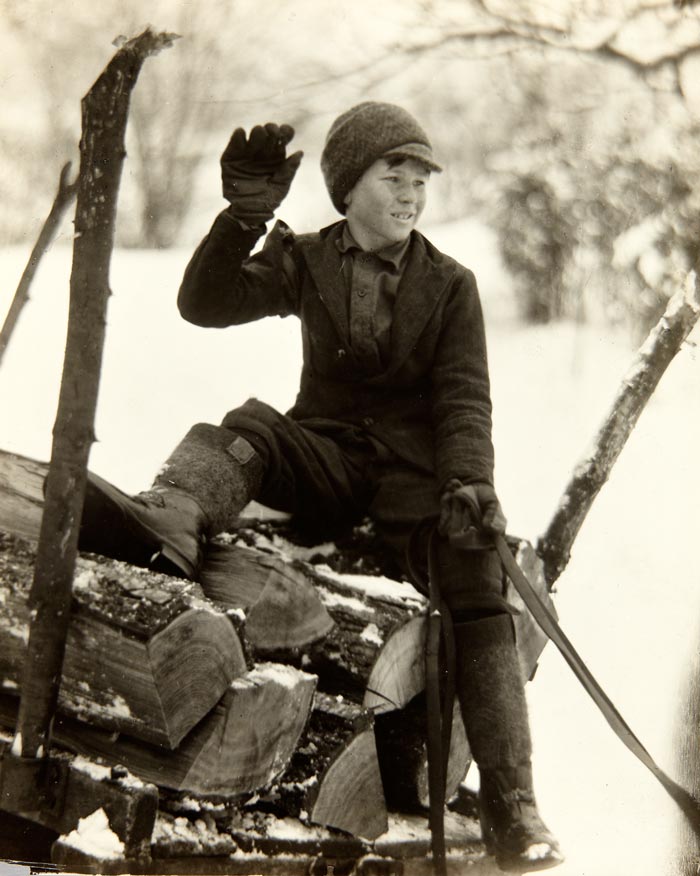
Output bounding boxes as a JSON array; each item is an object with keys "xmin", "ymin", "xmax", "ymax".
[
  {"xmin": 14, "ymin": 28, "xmax": 177, "ymax": 760},
  {"xmin": 0, "ymin": 162, "xmax": 78, "ymax": 368},
  {"xmin": 537, "ymin": 270, "xmax": 700, "ymax": 588}
]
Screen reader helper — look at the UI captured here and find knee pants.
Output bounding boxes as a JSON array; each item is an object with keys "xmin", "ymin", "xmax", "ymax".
[{"xmin": 221, "ymin": 398, "xmax": 513, "ymax": 615}]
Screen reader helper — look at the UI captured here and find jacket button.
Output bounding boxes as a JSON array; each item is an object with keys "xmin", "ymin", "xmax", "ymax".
[
  {"xmin": 337, "ymin": 348, "xmax": 346, "ymax": 358},
  {"xmin": 362, "ymin": 416, "xmax": 375, "ymax": 427}
]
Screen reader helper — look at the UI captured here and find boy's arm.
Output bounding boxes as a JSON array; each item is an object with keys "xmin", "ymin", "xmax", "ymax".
[
  {"xmin": 178, "ymin": 124, "xmax": 303, "ymax": 327},
  {"xmin": 178, "ymin": 213, "xmax": 299, "ymax": 327},
  {"xmin": 430, "ymin": 269, "xmax": 496, "ymax": 490}
]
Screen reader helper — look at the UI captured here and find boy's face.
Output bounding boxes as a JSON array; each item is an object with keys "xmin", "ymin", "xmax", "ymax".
[{"xmin": 344, "ymin": 157, "xmax": 430, "ymax": 251}]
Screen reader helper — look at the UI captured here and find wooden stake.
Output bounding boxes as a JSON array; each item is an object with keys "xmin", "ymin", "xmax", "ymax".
[
  {"xmin": 14, "ymin": 29, "xmax": 177, "ymax": 760},
  {"xmin": 538, "ymin": 270, "xmax": 700, "ymax": 586},
  {"xmin": 0, "ymin": 162, "xmax": 78, "ymax": 368}
]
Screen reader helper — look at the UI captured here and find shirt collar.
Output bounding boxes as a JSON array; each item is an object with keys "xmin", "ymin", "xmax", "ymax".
[{"xmin": 336, "ymin": 222, "xmax": 411, "ymax": 271}]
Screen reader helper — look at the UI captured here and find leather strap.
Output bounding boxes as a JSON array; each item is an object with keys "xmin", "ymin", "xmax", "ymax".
[
  {"xmin": 424, "ymin": 529, "xmax": 454, "ymax": 876},
  {"xmin": 491, "ymin": 532, "xmax": 700, "ymax": 837},
  {"xmin": 407, "ymin": 522, "xmax": 453, "ymax": 876}
]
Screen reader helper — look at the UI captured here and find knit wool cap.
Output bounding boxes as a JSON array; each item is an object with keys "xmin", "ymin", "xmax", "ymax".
[{"xmin": 321, "ymin": 101, "xmax": 442, "ymax": 214}]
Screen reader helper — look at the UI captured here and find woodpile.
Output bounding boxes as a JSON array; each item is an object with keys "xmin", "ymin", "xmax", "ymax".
[{"xmin": 0, "ymin": 448, "xmax": 554, "ymax": 843}]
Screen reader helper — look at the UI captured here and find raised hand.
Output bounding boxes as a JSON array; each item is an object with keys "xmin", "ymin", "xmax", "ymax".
[{"xmin": 220, "ymin": 123, "xmax": 303, "ymax": 226}]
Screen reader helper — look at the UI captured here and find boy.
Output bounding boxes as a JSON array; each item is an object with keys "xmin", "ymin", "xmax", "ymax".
[{"xmin": 80, "ymin": 102, "xmax": 562, "ymax": 872}]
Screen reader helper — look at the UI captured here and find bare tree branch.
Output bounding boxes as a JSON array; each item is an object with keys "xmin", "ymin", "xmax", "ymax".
[
  {"xmin": 0, "ymin": 162, "xmax": 78, "ymax": 368},
  {"xmin": 14, "ymin": 27, "xmax": 176, "ymax": 760},
  {"xmin": 383, "ymin": 3, "xmax": 698, "ymax": 102},
  {"xmin": 538, "ymin": 268, "xmax": 700, "ymax": 587}
]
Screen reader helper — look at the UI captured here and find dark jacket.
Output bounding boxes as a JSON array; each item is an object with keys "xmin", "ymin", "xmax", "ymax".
[{"xmin": 178, "ymin": 211, "xmax": 495, "ymax": 488}]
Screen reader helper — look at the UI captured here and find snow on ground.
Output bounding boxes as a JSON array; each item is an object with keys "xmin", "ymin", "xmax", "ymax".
[{"xmin": 0, "ymin": 217, "xmax": 699, "ymax": 875}]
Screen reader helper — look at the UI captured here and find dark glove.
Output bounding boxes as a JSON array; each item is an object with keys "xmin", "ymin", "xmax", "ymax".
[
  {"xmin": 438, "ymin": 479, "xmax": 507, "ymax": 540},
  {"xmin": 220, "ymin": 122, "xmax": 303, "ymax": 226}
]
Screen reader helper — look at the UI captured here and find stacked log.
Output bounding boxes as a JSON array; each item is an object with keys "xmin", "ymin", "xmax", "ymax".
[
  {"xmin": 0, "ymin": 448, "xmax": 555, "ymax": 843},
  {"xmin": 0, "ymin": 533, "xmax": 247, "ymax": 748},
  {"xmin": 0, "ymin": 663, "xmax": 317, "ymax": 797}
]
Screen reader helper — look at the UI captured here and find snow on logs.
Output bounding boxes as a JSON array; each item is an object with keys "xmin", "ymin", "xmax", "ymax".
[
  {"xmin": 0, "ymin": 532, "xmax": 247, "ymax": 749},
  {"xmin": 0, "ymin": 448, "xmax": 554, "ymax": 841}
]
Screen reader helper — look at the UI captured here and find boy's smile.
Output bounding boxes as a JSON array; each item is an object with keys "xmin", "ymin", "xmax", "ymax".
[{"xmin": 344, "ymin": 157, "xmax": 430, "ymax": 252}]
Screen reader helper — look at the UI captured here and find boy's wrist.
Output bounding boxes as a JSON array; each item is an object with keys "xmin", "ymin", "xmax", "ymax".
[{"xmin": 221, "ymin": 208, "xmax": 268, "ymax": 234}]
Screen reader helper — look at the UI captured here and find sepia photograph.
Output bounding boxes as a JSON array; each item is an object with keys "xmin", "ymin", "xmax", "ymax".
[{"xmin": 0, "ymin": 1, "xmax": 699, "ymax": 874}]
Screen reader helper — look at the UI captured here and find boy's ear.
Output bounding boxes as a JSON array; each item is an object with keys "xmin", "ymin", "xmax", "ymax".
[{"xmin": 343, "ymin": 188, "xmax": 353, "ymax": 208}]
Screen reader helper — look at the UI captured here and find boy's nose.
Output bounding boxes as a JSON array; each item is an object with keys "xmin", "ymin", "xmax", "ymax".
[{"xmin": 398, "ymin": 186, "xmax": 416, "ymax": 203}]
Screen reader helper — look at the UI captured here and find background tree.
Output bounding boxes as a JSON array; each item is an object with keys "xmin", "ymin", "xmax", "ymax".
[
  {"xmin": 3, "ymin": 0, "xmax": 700, "ymax": 332},
  {"xmin": 380, "ymin": 0, "xmax": 700, "ymax": 334}
]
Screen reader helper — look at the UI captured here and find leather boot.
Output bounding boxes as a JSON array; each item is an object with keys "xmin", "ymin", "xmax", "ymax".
[
  {"xmin": 454, "ymin": 614, "xmax": 563, "ymax": 872},
  {"xmin": 80, "ymin": 424, "xmax": 264, "ymax": 578},
  {"xmin": 479, "ymin": 764, "xmax": 562, "ymax": 873}
]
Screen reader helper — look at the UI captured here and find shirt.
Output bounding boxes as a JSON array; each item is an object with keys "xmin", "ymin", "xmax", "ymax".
[{"xmin": 335, "ymin": 224, "xmax": 411, "ymax": 371}]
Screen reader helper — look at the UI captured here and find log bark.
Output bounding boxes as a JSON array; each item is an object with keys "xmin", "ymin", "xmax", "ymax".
[
  {"xmin": 17, "ymin": 28, "xmax": 178, "ymax": 760},
  {"xmin": 300, "ymin": 565, "xmax": 428, "ymax": 712},
  {"xmin": 0, "ymin": 532, "xmax": 247, "ymax": 749},
  {"xmin": 257, "ymin": 692, "xmax": 388, "ymax": 841},
  {"xmin": 0, "ymin": 663, "xmax": 316, "ymax": 798},
  {"xmin": 0, "ymin": 162, "xmax": 78, "ymax": 368},
  {"xmin": 538, "ymin": 271, "xmax": 700, "ymax": 586},
  {"xmin": 0, "ymin": 449, "xmax": 335, "ymax": 655}
]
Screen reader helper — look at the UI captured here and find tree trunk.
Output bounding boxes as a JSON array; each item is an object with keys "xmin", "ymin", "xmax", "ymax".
[{"xmin": 16, "ymin": 28, "xmax": 178, "ymax": 761}]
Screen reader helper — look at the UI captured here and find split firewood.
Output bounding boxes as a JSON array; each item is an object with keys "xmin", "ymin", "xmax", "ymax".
[
  {"xmin": 255, "ymin": 692, "xmax": 388, "ymax": 841},
  {"xmin": 0, "ymin": 449, "xmax": 334, "ymax": 655},
  {"xmin": 201, "ymin": 542, "xmax": 334, "ymax": 651},
  {"xmin": 0, "ymin": 532, "xmax": 247, "ymax": 749},
  {"xmin": 506, "ymin": 537, "xmax": 556, "ymax": 681},
  {"xmin": 230, "ymin": 534, "xmax": 554, "ymax": 706},
  {"xmin": 375, "ymin": 695, "xmax": 471, "ymax": 812},
  {"xmin": 0, "ymin": 448, "xmax": 553, "ymax": 688},
  {"xmin": 0, "ymin": 663, "xmax": 316, "ymax": 798}
]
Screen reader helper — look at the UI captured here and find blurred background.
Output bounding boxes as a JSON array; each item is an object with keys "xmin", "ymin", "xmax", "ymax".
[
  {"xmin": 3, "ymin": 0, "xmax": 700, "ymax": 338},
  {"xmin": 2, "ymin": 2, "xmax": 700, "ymax": 875}
]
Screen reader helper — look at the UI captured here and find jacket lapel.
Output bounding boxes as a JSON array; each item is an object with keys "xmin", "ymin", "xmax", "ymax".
[
  {"xmin": 385, "ymin": 232, "xmax": 456, "ymax": 376},
  {"xmin": 300, "ymin": 225, "xmax": 456, "ymax": 377},
  {"xmin": 299, "ymin": 223, "xmax": 352, "ymax": 346}
]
